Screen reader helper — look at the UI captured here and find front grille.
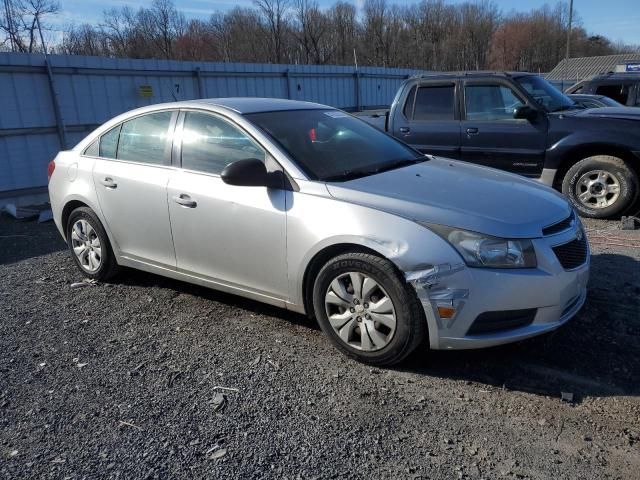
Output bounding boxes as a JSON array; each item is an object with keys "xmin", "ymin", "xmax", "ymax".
[
  {"xmin": 552, "ymin": 236, "xmax": 588, "ymax": 270},
  {"xmin": 467, "ymin": 308, "xmax": 537, "ymax": 335},
  {"xmin": 543, "ymin": 211, "xmax": 575, "ymax": 236}
]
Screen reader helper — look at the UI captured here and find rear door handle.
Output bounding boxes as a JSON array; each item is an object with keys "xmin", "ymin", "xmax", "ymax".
[
  {"xmin": 466, "ymin": 127, "xmax": 479, "ymax": 135},
  {"xmin": 100, "ymin": 177, "xmax": 117, "ymax": 189},
  {"xmin": 172, "ymin": 194, "xmax": 197, "ymax": 208},
  {"xmin": 399, "ymin": 127, "xmax": 411, "ymax": 134}
]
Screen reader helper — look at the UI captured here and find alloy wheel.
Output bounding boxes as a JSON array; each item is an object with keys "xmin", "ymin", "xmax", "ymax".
[
  {"xmin": 576, "ymin": 169, "xmax": 621, "ymax": 209},
  {"xmin": 324, "ymin": 271, "xmax": 397, "ymax": 352},
  {"xmin": 70, "ymin": 219, "xmax": 102, "ymax": 272}
]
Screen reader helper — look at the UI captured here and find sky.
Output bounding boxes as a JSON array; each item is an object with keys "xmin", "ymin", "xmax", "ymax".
[{"xmin": 50, "ymin": 0, "xmax": 640, "ymax": 45}]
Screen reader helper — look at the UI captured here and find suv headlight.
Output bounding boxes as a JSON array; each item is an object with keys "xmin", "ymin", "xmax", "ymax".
[{"xmin": 422, "ymin": 223, "xmax": 537, "ymax": 268}]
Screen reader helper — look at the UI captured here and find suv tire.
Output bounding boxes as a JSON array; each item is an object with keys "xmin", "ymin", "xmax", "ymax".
[{"xmin": 561, "ymin": 155, "xmax": 638, "ymax": 218}]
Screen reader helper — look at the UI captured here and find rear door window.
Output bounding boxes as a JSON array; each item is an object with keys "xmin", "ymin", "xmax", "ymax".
[
  {"xmin": 412, "ymin": 85, "xmax": 455, "ymax": 121},
  {"xmin": 595, "ymin": 83, "xmax": 631, "ymax": 104},
  {"xmin": 117, "ymin": 112, "xmax": 173, "ymax": 165}
]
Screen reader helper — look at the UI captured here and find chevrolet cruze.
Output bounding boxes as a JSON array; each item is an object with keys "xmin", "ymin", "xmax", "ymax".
[{"xmin": 48, "ymin": 98, "xmax": 590, "ymax": 366}]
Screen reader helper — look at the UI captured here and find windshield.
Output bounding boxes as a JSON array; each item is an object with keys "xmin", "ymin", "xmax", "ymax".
[
  {"xmin": 245, "ymin": 109, "xmax": 423, "ymax": 181},
  {"xmin": 515, "ymin": 75, "xmax": 577, "ymax": 112}
]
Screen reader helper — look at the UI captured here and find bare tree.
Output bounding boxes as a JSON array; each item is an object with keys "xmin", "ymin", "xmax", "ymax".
[
  {"xmin": 327, "ymin": 1, "xmax": 357, "ymax": 66},
  {"xmin": 253, "ymin": 0, "xmax": 291, "ymax": 63},
  {"xmin": 13, "ymin": 0, "xmax": 636, "ymax": 71},
  {"xmin": 0, "ymin": 0, "xmax": 59, "ymax": 52},
  {"xmin": 293, "ymin": 0, "xmax": 330, "ymax": 64}
]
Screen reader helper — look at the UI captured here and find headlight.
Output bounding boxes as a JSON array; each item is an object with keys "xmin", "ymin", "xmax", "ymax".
[{"xmin": 422, "ymin": 223, "xmax": 537, "ymax": 268}]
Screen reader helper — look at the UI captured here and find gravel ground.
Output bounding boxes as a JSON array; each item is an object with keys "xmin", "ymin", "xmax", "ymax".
[{"xmin": 1, "ymin": 213, "xmax": 639, "ymax": 479}]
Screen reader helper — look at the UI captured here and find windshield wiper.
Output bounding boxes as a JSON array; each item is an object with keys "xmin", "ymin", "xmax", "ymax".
[{"xmin": 323, "ymin": 157, "xmax": 425, "ymax": 182}]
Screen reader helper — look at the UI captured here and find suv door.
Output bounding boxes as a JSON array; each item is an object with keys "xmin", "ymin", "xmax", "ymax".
[
  {"xmin": 91, "ymin": 110, "xmax": 177, "ymax": 267},
  {"xmin": 393, "ymin": 82, "xmax": 461, "ymax": 158},
  {"xmin": 167, "ymin": 110, "xmax": 289, "ymax": 300},
  {"xmin": 460, "ymin": 79, "xmax": 547, "ymax": 177}
]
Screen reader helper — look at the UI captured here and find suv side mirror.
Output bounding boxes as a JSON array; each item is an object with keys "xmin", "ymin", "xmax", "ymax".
[
  {"xmin": 221, "ymin": 158, "xmax": 270, "ymax": 187},
  {"xmin": 513, "ymin": 105, "xmax": 538, "ymax": 120}
]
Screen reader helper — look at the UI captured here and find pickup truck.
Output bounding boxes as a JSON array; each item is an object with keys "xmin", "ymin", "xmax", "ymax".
[{"xmin": 357, "ymin": 72, "xmax": 640, "ymax": 218}]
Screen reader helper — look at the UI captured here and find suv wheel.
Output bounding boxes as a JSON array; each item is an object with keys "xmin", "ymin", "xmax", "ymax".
[
  {"xmin": 312, "ymin": 252, "xmax": 426, "ymax": 366},
  {"xmin": 66, "ymin": 207, "xmax": 119, "ymax": 281},
  {"xmin": 562, "ymin": 155, "xmax": 638, "ymax": 218}
]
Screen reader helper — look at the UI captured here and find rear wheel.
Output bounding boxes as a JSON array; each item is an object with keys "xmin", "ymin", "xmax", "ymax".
[
  {"xmin": 562, "ymin": 155, "xmax": 638, "ymax": 218},
  {"xmin": 66, "ymin": 207, "xmax": 119, "ymax": 281},
  {"xmin": 312, "ymin": 252, "xmax": 426, "ymax": 366}
]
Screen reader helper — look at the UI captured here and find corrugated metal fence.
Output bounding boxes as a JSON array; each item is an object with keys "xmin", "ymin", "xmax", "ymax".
[{"xmin": 0, "ymin": 52, "xmax": 421, "ymax": 197}]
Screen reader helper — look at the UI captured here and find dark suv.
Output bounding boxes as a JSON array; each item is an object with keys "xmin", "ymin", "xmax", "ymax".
[
  {"xmin": 566, "ymin": 73, "xmax": 640, "ymax": 107},
  {"xmin": 359, "ymin": 72, "xmax": 640, "ymax": 218}
]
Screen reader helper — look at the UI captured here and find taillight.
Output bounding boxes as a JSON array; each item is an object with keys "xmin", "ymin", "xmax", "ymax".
[{"xmin": 47, "ymin": 160, "xmax": 55, "ymax": 182}]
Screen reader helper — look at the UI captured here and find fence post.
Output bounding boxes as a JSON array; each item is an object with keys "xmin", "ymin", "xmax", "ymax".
[
  {"xmin": 194, "ymin": 67, "xmax": 205, "ymax": 98},
  {"xmin": 285, "ymin": 69, "xmax": 291, "ymax": 99},
  {"xmin": 44, "ymin": 58, "xmax": 67, "ymax": 149},
  {"xmin": 354, "ymin": 69, "xmax": 361, "ymax": 111}
]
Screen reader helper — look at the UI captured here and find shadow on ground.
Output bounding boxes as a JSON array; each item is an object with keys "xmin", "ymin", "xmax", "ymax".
[{"xmin": 0, "ymin": 215, "xmax": 66, "ymax": 264}]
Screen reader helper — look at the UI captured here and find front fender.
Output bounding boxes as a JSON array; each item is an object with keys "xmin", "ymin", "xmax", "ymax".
[{"xmin": 285, "ymin": 187, "xmax": 463, "ymax": 312}]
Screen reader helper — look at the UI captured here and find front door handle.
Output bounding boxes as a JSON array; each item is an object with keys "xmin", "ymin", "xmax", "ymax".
[
  {"xmin": 100, "ymin": 177, "xmax": 117, "ymax": 189},
  {"xmin": 399, "ymin": 127, "xmax": 411, "ymax": 134},
  {"xmin": 172, "ymin": 194, "xmax": 197, "ymax": 208},
  {"xmin": 466, "ymin": 127, "xmax": 479, "ymax": 136}
]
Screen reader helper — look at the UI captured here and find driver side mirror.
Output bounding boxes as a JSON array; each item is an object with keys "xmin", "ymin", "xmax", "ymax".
[
  {"xmin": 221, "ymin": 158, "xmax": 271, "ymax": 187},
  {"xmin": 513, "ymin": 105, "xmax": 538, "ymax": 120}
]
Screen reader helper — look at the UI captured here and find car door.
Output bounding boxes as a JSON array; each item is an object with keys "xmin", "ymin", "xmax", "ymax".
[
  {"xmin": 393, "ymin": 82, "xmax": 461, "ymax": 158},
  {"xmin": 460, "ymin": 80, "xmax": 547, "ymax": 177},
  {"xmin": 92, "ymin": 110, "xmax": 177, "ymax": 267},
  {"xmin": 167, "ymin": 110, "xmax": 289, "ymax": 300}
]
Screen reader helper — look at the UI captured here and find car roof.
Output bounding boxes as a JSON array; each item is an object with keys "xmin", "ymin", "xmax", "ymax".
[{"xmin": 191, "ymin": 97, "xmax": 332, "ymax": 114}]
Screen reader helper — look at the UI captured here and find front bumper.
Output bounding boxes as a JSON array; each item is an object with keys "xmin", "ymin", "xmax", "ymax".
[{"xmin": 407, "ymin": 226, "xmax": 590, "ymax": 350}]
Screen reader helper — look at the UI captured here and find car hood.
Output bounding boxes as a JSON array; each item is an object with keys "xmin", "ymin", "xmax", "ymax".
[
  {"xmin": 326, "ymin": 157, "xmax": 572, "ymax": 239},
  {"xmin": 570, "ymin": 106, "xmax": 640, "ymax": 121}
]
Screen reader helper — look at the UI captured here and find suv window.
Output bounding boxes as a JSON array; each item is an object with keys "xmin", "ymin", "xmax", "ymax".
[
  {"xmin": 595, "ymin": 83, "xmax": 631, "ymax": 104},
  {"xmin": 117, "ymin": 111, "xmax": 173, "ymax": 165},
  {"xmin": 181, "ymin": 112, "xmax": 265, "ymax": 175},
  {"xmin": 465, "ymin": 84, "xmax": 524, "ymax": 120},
  {"xmin": 412, "ymin": 85, "xmax": 455, "ymax": 121}
]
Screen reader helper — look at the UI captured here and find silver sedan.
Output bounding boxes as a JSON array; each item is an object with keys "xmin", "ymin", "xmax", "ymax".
[{"xmin": 48, "ymin": 98, "xmax": 589, "ymax": 366}]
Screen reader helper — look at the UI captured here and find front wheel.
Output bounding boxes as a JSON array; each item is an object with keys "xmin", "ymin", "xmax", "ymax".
[
  {"xmin": 561, "ymin": 155, "xmax": 638, "ymax": 218},
  {"xmin": 312, "ymin": 252, "xmax": 427, "ymax": 366}
]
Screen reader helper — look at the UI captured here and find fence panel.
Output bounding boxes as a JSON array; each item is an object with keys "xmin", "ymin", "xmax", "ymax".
[{"xmin": 0, "ymin": 52, "xmax": 421, "ymax": 196}]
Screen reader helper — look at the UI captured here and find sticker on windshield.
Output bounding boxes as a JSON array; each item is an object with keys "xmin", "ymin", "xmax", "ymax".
[{"xmin": 324, "ymin": 111, "xmax": 349, "ymax": 118}]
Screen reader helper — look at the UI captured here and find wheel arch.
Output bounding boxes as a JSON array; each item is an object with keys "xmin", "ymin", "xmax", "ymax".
[
  {"xmin": 61, "ymin": 200, "xmax": 91, "ymax": 241},
  {"xmin": 552, "ymin": 144, "xmax": 640, "ymax": 189}
]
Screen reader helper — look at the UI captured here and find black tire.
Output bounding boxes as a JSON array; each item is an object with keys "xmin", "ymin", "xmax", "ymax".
[
  {"xmin": 66, "ymin": 206, "xmax": 119, "ymax": 281},
  {"xmin": 561, "ymin": 155, "xmax": 639, "ymax": 218},
  {"xmin": 312, "ymin": 252, "xmax": 427, "ymax": 366}
]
